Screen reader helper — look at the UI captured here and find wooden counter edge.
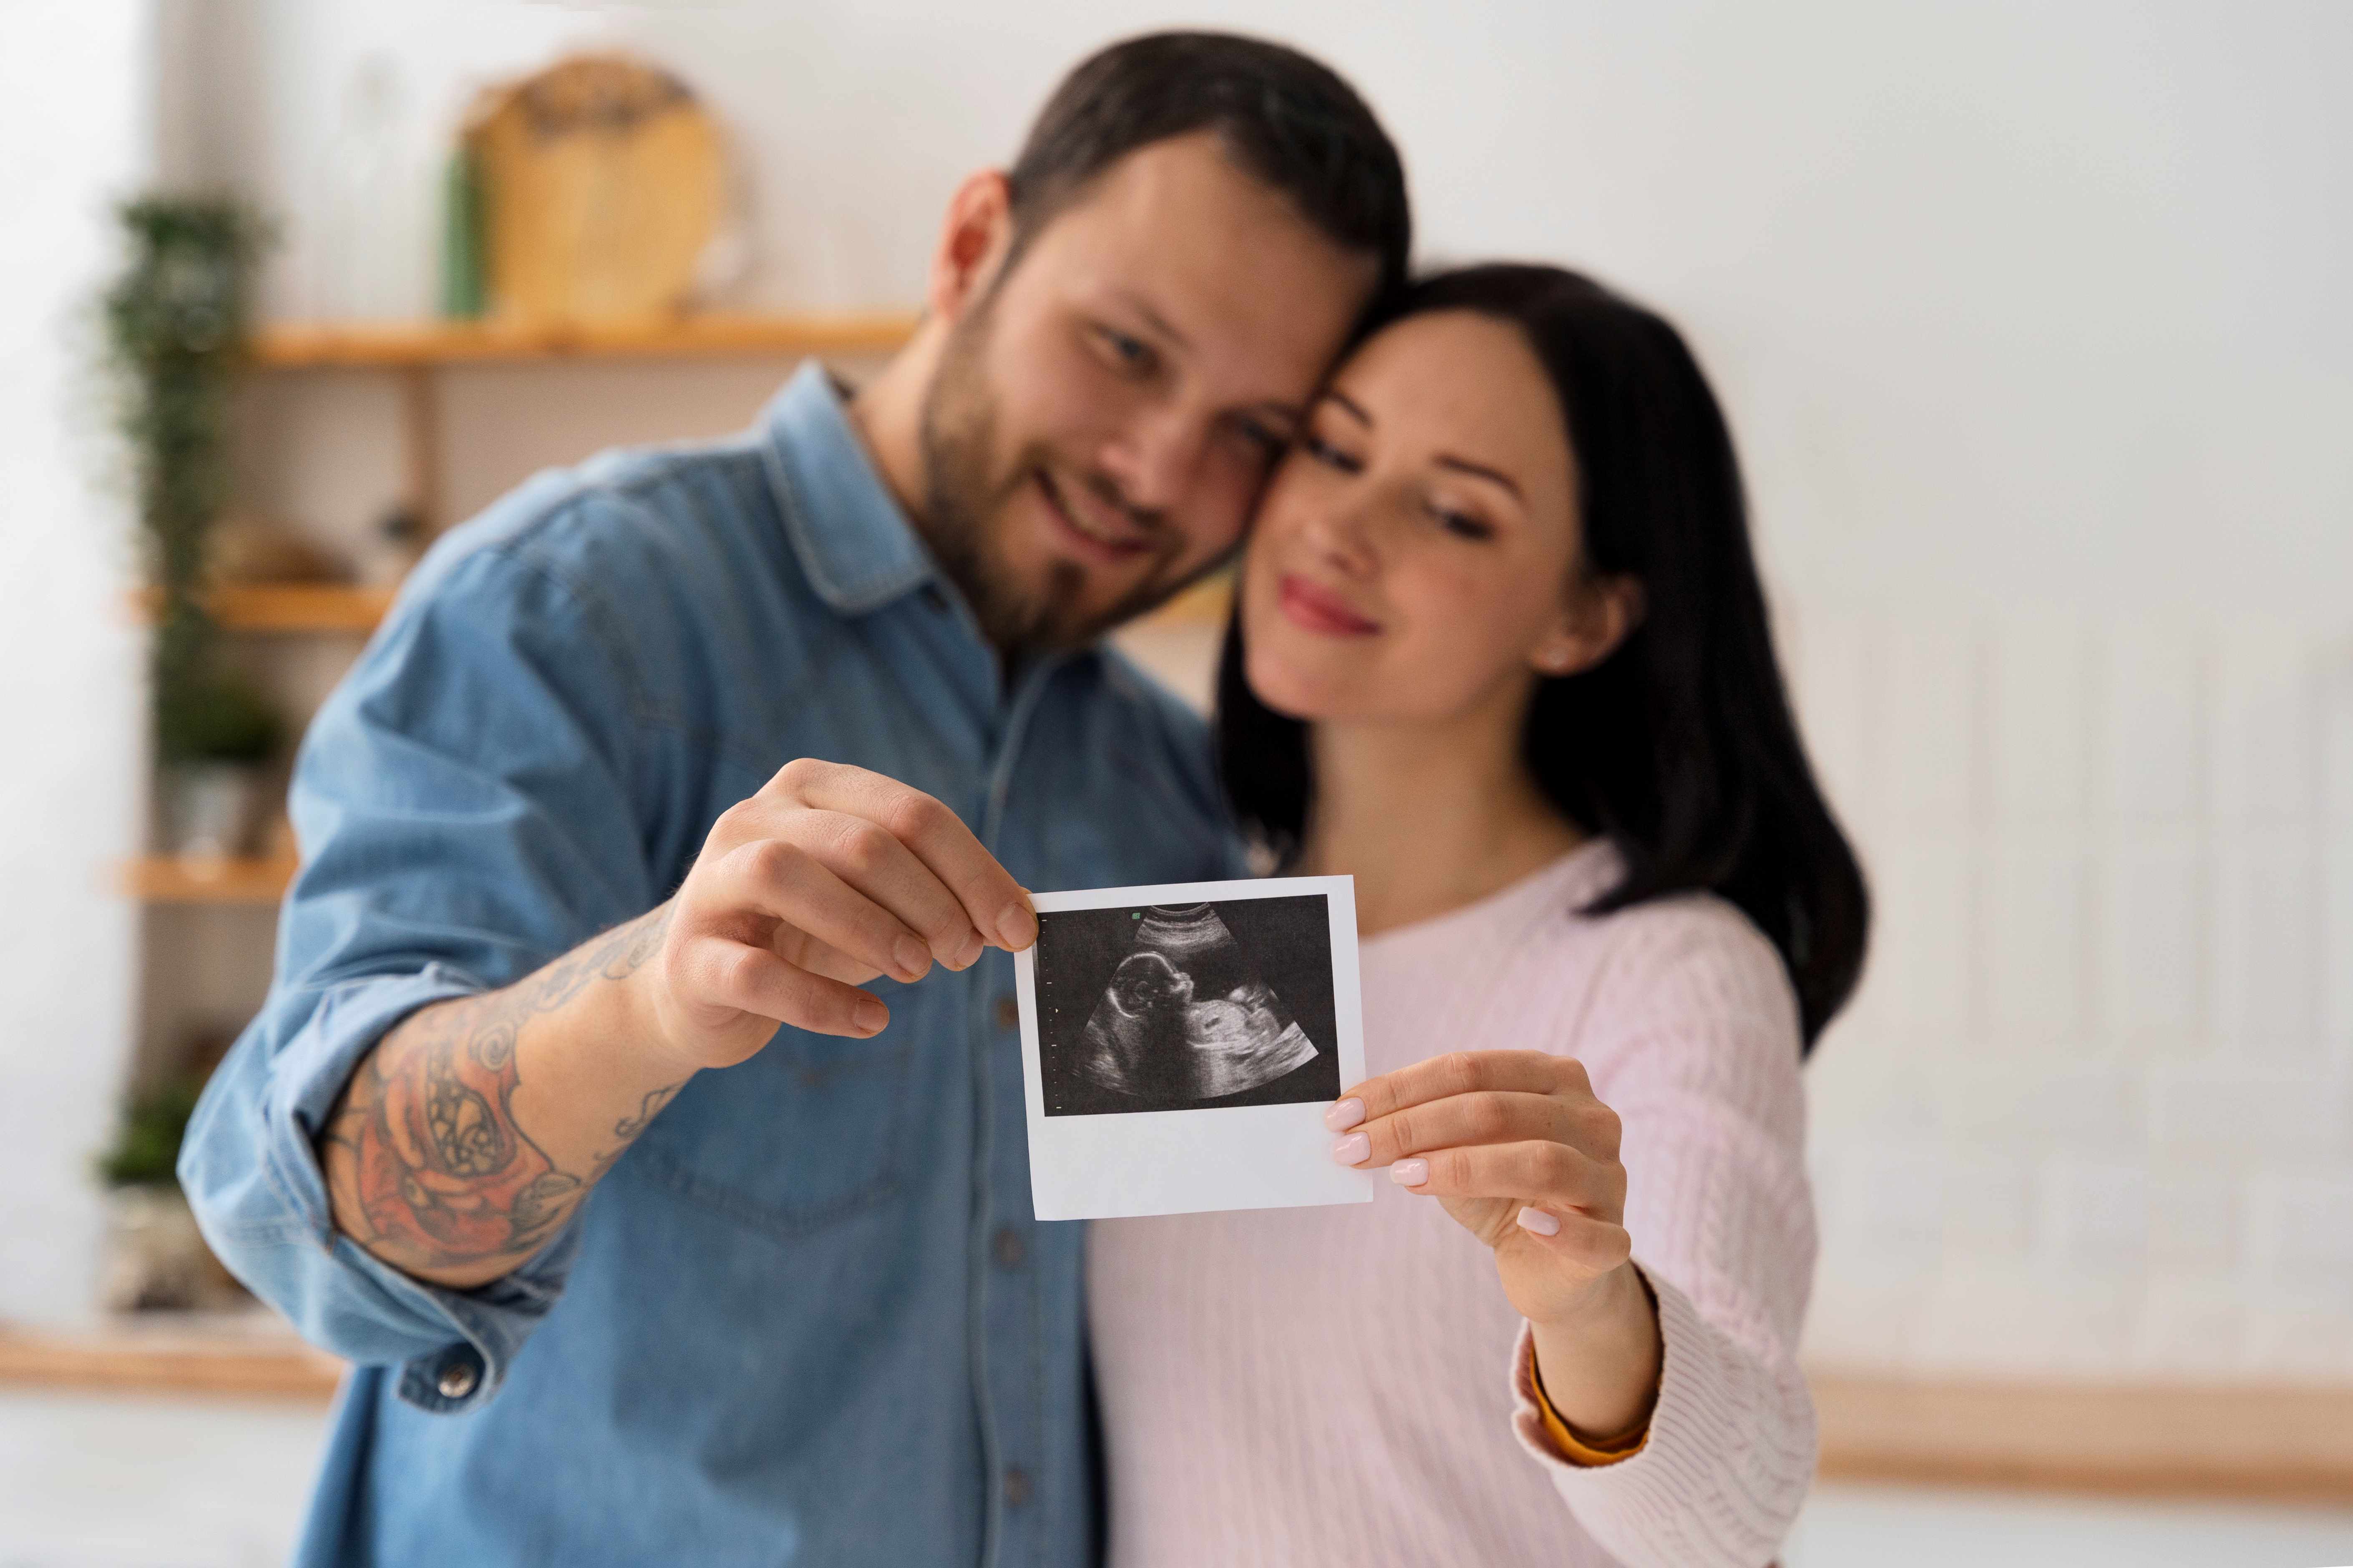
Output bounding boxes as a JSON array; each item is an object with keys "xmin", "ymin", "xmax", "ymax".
[
  {"xmin": 0, "ymin": 1325, "xmax": 342, "ymax": 1402},
  {"xmin": 7, "ymin": 1334, "xmax": 2349, "ymax": 1503},
  {"xmin": 1810, "ymin": 1367, "xmax": 2353, "ymax": 1504}
]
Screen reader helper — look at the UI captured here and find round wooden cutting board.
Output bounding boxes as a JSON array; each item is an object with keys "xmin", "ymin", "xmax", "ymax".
[{"xmin": 466, "ymin": 53, "xmax": 728, "ymax": 322}]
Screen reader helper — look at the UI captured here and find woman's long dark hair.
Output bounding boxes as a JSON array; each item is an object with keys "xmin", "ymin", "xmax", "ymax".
[{"xmin": 1216, "ymin": 264, "xmax": 1869, "ymax": 1051}]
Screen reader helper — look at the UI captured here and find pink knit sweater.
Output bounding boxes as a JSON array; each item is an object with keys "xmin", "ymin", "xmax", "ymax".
[{"xmin": 1087, "ymin": 842, "xmax": 1817, "ymax": 1568}]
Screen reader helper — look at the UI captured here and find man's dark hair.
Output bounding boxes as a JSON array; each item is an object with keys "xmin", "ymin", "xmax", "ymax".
[{"xmin": 1005, "ymin": 32, "xmax": 1411, "ymax": 302}]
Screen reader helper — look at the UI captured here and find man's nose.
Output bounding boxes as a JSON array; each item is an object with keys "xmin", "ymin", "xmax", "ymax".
[{"xmin": 1098, "ymin": 402, "xmax": 1207, "ymax": 515}]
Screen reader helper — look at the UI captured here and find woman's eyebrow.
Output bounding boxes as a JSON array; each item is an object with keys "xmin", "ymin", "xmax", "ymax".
[
  {"xmin": 1322, "ymin": 389, "xmax": 1373, "ymax": 425},
  {"xmin": 1435, "ymin": 454, "xmax": 1523, "ymax": 500}
]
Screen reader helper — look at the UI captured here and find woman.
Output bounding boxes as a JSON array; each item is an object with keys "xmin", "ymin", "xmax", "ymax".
[{"xmin": 1087, "ymin": 265, "xmax": 1868, "ymax": 1568}]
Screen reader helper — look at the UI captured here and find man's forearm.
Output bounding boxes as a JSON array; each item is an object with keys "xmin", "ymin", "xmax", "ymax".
[{"xmin": 317, "ymin": 904, "xmax": 692, "ymax": 1289}]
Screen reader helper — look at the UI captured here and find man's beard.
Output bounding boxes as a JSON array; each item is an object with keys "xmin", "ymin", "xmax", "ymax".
[{"xmin": 916, "ymin": 295, "xmax": 1209, "ymax": 668}]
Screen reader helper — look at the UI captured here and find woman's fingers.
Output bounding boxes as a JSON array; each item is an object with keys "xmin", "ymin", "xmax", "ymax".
[
  {"xmin": 1511, "ymin": 1206, "xmax": 1634, "ymax": 1273},
  {"xmin": 1339, "ymin": 1050, "xmax": 1590, "ymax": 1125},
  {"xmin": 1384, "ymin": 1138, "xmax": 1625, "ymax": 1219},
  {"xmin": 1333, "ymin": 1089, "xmax": 1573, "ymax": 1168}
]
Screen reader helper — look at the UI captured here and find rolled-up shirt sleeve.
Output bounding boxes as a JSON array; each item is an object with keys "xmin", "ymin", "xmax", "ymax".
[{"xmin": 179, "ymin": 513, "xmax": 667, "ymax": 1412}]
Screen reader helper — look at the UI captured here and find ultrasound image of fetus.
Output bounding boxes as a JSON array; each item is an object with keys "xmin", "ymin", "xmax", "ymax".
[{"xmin": 1076, "ymin": 904, "xmax": 1319, "ymax": 1104}]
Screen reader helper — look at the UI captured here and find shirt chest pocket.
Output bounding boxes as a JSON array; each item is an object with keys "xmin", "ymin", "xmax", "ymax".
[{"xmin": 625, "ymin": 1020, "xmax": 916, "ymax": 1240}]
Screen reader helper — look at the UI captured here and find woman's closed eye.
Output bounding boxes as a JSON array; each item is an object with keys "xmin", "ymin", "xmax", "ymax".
[
  {"xmin": 1300, "ymin": 430, "xmax": 1364, "ymax": 474},
  {"xmin": 1429, "ymin": 499, "xmax": 1495, "ymax": 541}
]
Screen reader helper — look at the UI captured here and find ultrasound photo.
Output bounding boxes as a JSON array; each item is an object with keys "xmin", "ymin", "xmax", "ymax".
[
  {"xmin": 1033, "ymin": 895, "xmax": 1341, "ymax": 1117},
  {"xmin": 1016, "ymin": 875, "xmax": 1365, "ymax": 1219}
]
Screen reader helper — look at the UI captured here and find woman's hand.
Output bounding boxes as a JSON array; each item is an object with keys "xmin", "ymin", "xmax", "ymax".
[{"xmin": 1328, "ymin": 1050, "xmax": 1661, "ymax": 1437}]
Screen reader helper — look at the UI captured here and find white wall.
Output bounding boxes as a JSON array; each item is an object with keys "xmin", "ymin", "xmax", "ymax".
[
  {"xmin": 0, "ymin": 1, "xmax": 153, "ymax": 1325},
  {"xmin": 18, "ymin": 0, "xmax": 2351, "ymax": 1371},
  {"xmin": 191, "ymin": 0, "xmax": 2353, "ymax": 621}
]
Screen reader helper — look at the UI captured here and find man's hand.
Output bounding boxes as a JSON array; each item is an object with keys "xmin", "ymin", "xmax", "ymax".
[
  {"xmin": 318, "ymin": 760, "xmax": 1034, "ymax": 1289},
  {"xmin": 638, "ymin": 759, "xmax": 1039, "ymax": 1069}
]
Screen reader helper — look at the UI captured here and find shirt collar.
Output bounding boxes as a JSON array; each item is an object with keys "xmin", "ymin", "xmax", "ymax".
[{"xmin": 760, "ymin": 361, "xmax": 936, "ymax": 615}]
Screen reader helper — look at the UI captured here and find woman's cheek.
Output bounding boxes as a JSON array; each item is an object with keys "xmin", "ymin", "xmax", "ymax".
[{"xmin": 1394, "ymin": 563, "xmax": 1536, "ymax": 704}]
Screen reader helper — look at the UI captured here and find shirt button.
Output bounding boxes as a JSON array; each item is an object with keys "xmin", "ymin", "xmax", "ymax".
[
  {"xmin": 992, "ymin": 1225, "xmax": 1026, "ymax": 1269},
  {"xmin": 1003, "ymin": 1465, "xmax": 1032, "ymax": 1508},
  {"xmin": 994, "ymin": 995, "xmax": 1019, "ymax": 1031},
  {"xmin": 436, "ymin": 1355, "xmax": 480, "ymax": 1401}
]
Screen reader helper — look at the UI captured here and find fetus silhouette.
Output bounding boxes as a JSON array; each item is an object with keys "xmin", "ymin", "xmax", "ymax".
[{"xmin": 1077, "ymin": 905, "xmax": 1318, "ymax": 1104}]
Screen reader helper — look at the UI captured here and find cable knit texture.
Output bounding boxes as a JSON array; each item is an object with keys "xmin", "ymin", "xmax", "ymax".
[{"xmin": 1087, "ymin": 842, "xmax": 1817, "ymax": 1568}]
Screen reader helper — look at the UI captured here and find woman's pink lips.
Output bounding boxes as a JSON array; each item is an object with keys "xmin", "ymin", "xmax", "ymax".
[{"xmin": 1276, "ymin": 574, "xmax": 1380, "ymax": 637}]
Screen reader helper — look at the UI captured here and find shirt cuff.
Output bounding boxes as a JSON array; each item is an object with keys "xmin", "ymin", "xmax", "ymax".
[
  {"xmin": 254, "ymin": 964, "xmax": 581, "ymax": 1413},
  {"xmin": 258, "ymin": 963, "xmax": 487, "ymax": 1245},
  {"xmin": 1519, "ymin": 1332, "xmax": 1654, "ymax": 1468}
]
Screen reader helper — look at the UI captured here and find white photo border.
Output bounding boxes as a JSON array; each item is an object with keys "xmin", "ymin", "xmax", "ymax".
[{"xmin": 1015, "ymin": 874, "xmax": 1372, "ymax": 1221}]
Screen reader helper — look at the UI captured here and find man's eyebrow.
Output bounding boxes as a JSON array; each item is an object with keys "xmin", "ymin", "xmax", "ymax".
[
  {"xmin": 1435, "ymin": 454, "xmax": 1523, "ymax": 500},
  {"xmin": 1112, "ymin": 289, "xmax": 1189, "ymax": 350}
]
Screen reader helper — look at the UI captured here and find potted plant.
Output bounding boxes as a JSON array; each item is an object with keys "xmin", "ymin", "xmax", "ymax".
[
  {"xmin": 157, "ymin": 671, "xmax": 284, "ymax": 861},
  {"xmin": 93, "ymin": 1075, "xmax": 243, "ymax": 1312},
  {"xmin": 101, "ymin": 197, "xmax": 288, "ymax": 857}
]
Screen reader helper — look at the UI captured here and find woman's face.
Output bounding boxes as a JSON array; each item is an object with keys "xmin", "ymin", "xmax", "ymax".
[{"xmin": 1240, "ymin": 310, "xmax": 1617, "ymax": 727}]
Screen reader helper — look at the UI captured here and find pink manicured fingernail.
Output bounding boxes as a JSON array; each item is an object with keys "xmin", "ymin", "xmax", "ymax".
[
  {"xmin": 894, "ymin": 936, "xmax": 931, "ymax": 978},
  {"xmin": 1390, "ymin": 1158, "xmax": 1429, "ymax": 1187},
  {"xmin": 854, "ymin": 998, "xmax": 889, "ymax": 1034},
  {"xmin": 1329, "ymin": 1132, "xmax": 1370, "ymax": 1166},
  {"xmin": 1323, "ymin": 1097, "xmax": 1365, "ymax": 1132},
  {"xmin": 1516, "ymin": 1206, "xmax": 1561, "ymax": 1237}
]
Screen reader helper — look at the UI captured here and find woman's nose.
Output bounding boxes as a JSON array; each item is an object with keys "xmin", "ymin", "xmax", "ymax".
[{"xmin": 1299, "ymin": 494, "xmax": 1379, "ymax": 577}]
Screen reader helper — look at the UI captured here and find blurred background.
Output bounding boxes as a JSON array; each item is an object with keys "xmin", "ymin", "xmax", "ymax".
[{"xmin": 3, "ymin": 2, "xmax": 2349, "ymax": 1563}]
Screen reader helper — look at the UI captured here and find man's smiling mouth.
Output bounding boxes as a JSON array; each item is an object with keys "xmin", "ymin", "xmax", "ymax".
[{"xmin": 1036, "ymin": 470, "xmax": 1152, "ymax": 558}]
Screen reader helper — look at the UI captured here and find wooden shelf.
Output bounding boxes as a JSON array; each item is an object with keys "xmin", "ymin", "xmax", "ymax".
[
  {"xmin": 0, "ymin": 1319, "xmax": 340, "ymax": 1402},
  {"xmin": 250, "ymin": 310, "xmax": 919, "ymax": 369},
  {"xmin": 1810, "ymin": 1368, "xmax": 2353, "ymax": 1504},
  {"xmin": 134, "ymin": 582, "xmax": 396, "ymax": 634},
  {"xmin": 140, "ymin": 577, "xmax": 1221, "ymax": 639},
  {"xmin": 123, "ymin": 856, "xmax": 297, "ymax": 905}
]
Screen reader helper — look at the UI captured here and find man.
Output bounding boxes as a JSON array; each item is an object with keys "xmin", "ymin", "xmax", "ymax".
[{"xmin": 181, "ymin": 30, "xmax": 1409, "ymax": 1566}]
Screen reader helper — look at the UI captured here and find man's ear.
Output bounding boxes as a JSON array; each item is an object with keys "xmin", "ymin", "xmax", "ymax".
[
  {"xmin": 1530, "ymin": 574, "xmax": 1646, "ymax": 679},
  {"xmin": 928, "ymin": 169, "xmax": 1016, "ymax": 324}
]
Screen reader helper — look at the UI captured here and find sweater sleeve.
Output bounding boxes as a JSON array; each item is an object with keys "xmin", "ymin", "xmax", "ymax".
[{"xmin": 1507, "ymin": 899, "xmax": 1818, "ymax": 1568}]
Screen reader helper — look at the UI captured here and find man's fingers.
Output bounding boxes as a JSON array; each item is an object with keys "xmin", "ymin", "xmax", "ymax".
[
  {"xmin": 685, "ymin": 937, "xmax": 890, "ymax": 1038},
  {"xmin": 769, "ymin": 760, "xmax": 1034, "ymax": 951},
  {"xmin": 1383, "ymin": 1138, "xmax": 1623, "ymax": 1218},
  {"xmin": 712, "ymin": 839, "xmax": 933, "ymax": 984},
  {"xmin": 774, "ymin": 928, "xmax": 885, "ymax": 987},
  {"xmin": 793, "ymin": 810, "xmax": 991, "ymax": 967},
  {"xmin": 1343, "ymin": 1050, "xmax": 1588, "ymax": 1123}
]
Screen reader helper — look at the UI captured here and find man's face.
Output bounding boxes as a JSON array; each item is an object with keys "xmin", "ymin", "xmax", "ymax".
[{"xmin": 919, "ymin": 132, "xmax": 1379, "ymax": 658}]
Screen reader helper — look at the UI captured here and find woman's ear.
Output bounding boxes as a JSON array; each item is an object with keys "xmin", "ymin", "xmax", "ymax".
[
  {"xmin": 1530, "ymin": 574, "xmax": 1646, "ymax": 678},
  {"xmin": 927, "ymin": 169, "xmax": 1016, "ymax": 323}
]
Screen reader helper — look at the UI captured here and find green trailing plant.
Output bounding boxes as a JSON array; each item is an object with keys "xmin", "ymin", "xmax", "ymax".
[
  {"xmin": 94, "ymin": 1075, "xmax": 205, "ymax": 1189},
  {"xmin": 101, "ymin": 197, "xmax": 283, "ymax": 766}
]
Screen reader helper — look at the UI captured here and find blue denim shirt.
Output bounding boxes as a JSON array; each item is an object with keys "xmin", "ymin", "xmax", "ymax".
[{"xmin": 180, "ymin": 363, "xmax": 1244, "ymax": 1566}]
